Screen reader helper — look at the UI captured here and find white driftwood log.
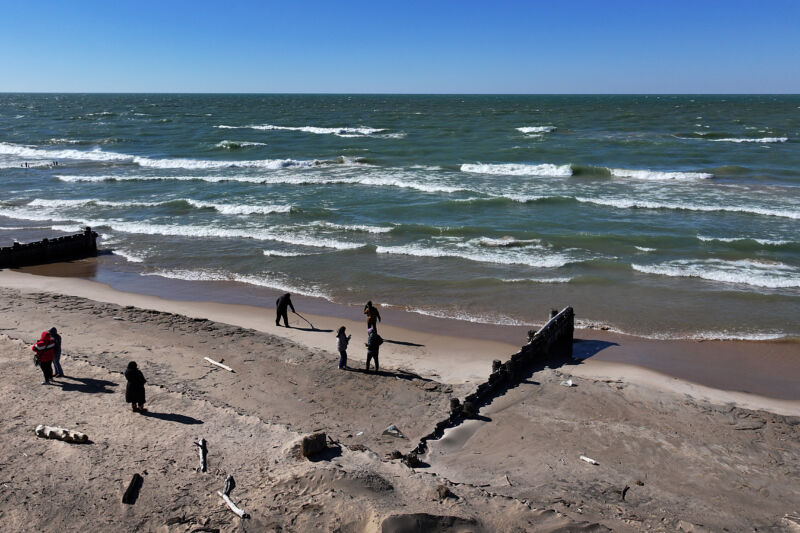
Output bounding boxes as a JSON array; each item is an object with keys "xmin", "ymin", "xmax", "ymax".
[
  {"xmin": 218, "ymin": 474, "xmax": 249, "ymax": 519},
  {"xmin": 35, "ymin": 424, "xmax": 88, "ymax": 444},
  {"xmin": 204, "ymin": 357, "xmax": 234, "ymax": 372},
  {"xmin": 195, "ymin": 438, "xmax": 207, "ymax": 473},
  {"xmin": 580, "ymin": 455, "xmax": 599, "ymax": 465}
]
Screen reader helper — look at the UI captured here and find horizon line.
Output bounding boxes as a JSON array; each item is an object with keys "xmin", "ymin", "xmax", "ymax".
[{"xmin": 1, "ymin": 91, "xmax": 799, "ymax": 96}]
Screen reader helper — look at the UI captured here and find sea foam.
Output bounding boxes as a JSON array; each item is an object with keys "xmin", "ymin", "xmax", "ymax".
[
  {"xmin": 632, "ymin": 259, "xmax": 800, "ymax": 289},
  {"xmin": 460, "ymin": 163, "xmax": 573, "ymax": 177},
  {"xmin": 216, "ymin": 124, "xmax": 391, "ymax": 137},
  {"xmin": 516, "ymin": 126, "xmax": 556, "ymax": 134},
  {"xmin": 709, "ymin": 137, "xmax": 788, "ymax": 143}
]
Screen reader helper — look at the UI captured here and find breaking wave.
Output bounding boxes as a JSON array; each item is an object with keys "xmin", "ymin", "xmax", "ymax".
[
  {"xmin": 26, "ymin": 197, "xmax": 292, "ymax": 215},
  {"xmin": 375, "ymin": 242, "xmax": 572, "ymax": 268},
  {"xmin": 213, "ymin": 140, "xmax": 268, "ymax": 150},
  {"xmin": 143, "ymin": 269, "xmax": 330, "ymax": 299},
  {"xmin": 609, "ymin": 168, "xmax": 713, "ymax": 180},
  {"xmin": 574, "ymin": 197, "xmax": 800, "ymax": 220},
  {"xmin": 0, "ymin": 142, "xmax": 353, "ymax": 170},
  {"xmin": 517, "ymin": 126, "xmax": 556, "ymax": 134},
  {"xmin": 215, "ymin": 124, "xmax": 400, "ymax": 138},
  {"xmin": 460, "ymin": 163, "xmax": 573, "ymax": 177},
  {"xmin": 632, "ymin": 259, "xmax": 800, "ymax": 289},
  {"xmin": 709, "ymin": 137, "xmax": 788, "ymax": 143}
]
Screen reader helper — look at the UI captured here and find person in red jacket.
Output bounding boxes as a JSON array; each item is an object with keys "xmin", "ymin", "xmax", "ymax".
[{"xmin": 31, "ymin": 331, "xmax": 56, "ymax": 385}]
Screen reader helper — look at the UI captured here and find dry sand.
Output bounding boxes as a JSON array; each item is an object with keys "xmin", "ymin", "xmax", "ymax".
[{"xmin": 1, "ymin": 269, "xmax": 799, "ymax": 531}]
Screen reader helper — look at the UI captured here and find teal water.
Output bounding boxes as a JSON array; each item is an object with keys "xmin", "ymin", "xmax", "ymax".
[{"xmin": 1, "ymin": 94, "xmax": 799, "ymax": 339}]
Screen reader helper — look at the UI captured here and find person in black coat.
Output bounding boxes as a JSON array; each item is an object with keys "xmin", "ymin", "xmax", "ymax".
[
  {"xmin": 365, "ymin": 327, "xmax": 383, "ymax": 372},
  {"xmin": 275, "ymin": 293, "xmax": 295, "ymax": 327},
  {"xmin": 124, "ymin": 361, "xmax": 147, "ymax": 412}
]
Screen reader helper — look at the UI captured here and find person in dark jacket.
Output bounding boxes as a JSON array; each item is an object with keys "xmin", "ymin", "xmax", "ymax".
[
  {"xmin": 124, "ymin": 361, "xmax": 147, "ymax": 412},
  {"xmin": 49, "ymin": 327, "xmax": 63, "ymax": 377},
  {"xmin": 364, "ymin": 301, "xmax": 381, "ymax": 332},
  {"xmin": 31, "ymin": 331, "xmax": 56, "ymax": 385},
  {"xmin": 365, "ymin": 327, "xmax": 383, "ymax": 372},
  {"xmin": 336, "ymin": 326, "xmax": 351, "ymax": 369},
  {"xmin": 275, "ymin": 293, "xmax": 295, "ymax": 327}
]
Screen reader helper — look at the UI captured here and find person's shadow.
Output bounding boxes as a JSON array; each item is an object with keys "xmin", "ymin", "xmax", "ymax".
[
  {"xmin": 139, "ymin": 411, "xmax": 203, "ymax": 425},
  {"xmin": 54, "ymin": 376, "xmax": 118, "ymax": 394}
]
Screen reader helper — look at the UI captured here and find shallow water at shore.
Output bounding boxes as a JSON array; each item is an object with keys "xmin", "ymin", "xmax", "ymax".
[{"xmin": 2, "ymin": 94, "xmax": 799, "ymax": 339}]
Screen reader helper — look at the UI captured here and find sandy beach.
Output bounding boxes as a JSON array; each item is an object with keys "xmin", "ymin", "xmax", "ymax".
[{"xmin": 1, "ymin": 265, "xmax": 799, "ymax": 531}]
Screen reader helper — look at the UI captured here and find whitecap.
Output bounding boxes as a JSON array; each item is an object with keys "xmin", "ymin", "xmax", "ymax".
[
  {"xmin": 610, "ymin": 168, "xmax": 713, "ymax": 180},
  {"xmin": 516, "ymin": 126, "xmax": 556, "ymax": 134},
  {"xmin": 574, "ymin": 197, "xmax": 800, "ymax": 220},
  {"xmin": 632, "ymin": 259, "xmax": 800, "ymax": 289},
  {"xmin": 460, "ymin": 163, "xmax": 572, "ymax": 177},
  {"xmin": 216, "ymin": 124, "xmax": 390, "ymax": 138},
  {"xmin": 697, "ymin": 235, "xmax": 792, "ymax": 246},
  {"xmin": 375, "ymin": 243, "xmax": 572, "ymax": 268},
  {"xmin": 709, "ymin": 137, "xmax": 788, "ymax": 143}
]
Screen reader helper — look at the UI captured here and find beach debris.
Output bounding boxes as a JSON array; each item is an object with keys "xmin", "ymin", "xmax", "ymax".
[
  {"xmin": 436, "ymin": 484, "xmax": 458, "ymax": 500},
  {"xmin": 580, "ymin": 455, "xmax": 599, "ymax": 465},
  {"xmin": 122, "ymin": 473, "xmax": 143, "ymax": 504},
  {"xmin": 402, "ymin": 453, "xmax": 422, "ymax": 468},
  {"xmin": 382, "ymin": 424, "xmax": 406, "ymax": 439},
  {"xmin": 356, "ymin": 431, "xmax": 364, "ymax": 436},
  {"xmin": 560, "ymin": 379, "xmax": 575, "ymax": 387},
  {"xmin": 217, "ymin": 474, "xmax": 249, "ymax": 519},
  {"xmin": 449, "ymin": 398, "xmax": 461, "ymax": 415},
  {"xmin": 504, "ymin": 474, "xmax": 513, "ymax": 486},
  {"xmin": 204, "ymin": 356, "xmax": 234, "ymax": 372},
  {"xmin": 461, "ymin": 401, "xmax": 476, "ymax": 419},
  {"xmin": 390, "ymin": 450, "xmax": 403, "ymax": 459},
  {"xmin": 301, "ymin": 432, "xmax": 327, "ymax": 458},
  {"xmin": 35, "ymin": 424, "xmax": 89, "ymax": 444},
  {"xmin": 195, "ymin": 437, "xmax": 208, "ymax": 473}
]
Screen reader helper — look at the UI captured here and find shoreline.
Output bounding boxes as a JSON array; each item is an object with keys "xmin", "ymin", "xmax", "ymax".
[{"xmin": 2, "ymin": 262, "xmax": 799, "ymax": 413}]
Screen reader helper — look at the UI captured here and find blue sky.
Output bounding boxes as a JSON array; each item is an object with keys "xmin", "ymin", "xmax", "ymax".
[{"xmin": 2, "ymin": 0, "xmax": 798, "ymax": 93}]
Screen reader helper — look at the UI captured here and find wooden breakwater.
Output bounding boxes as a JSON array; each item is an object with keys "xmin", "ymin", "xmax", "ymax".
[
  {"xmin": 0, "ymin": 227, "xmax": 99, "ymax": 268},
  {"xmin": 410, "ymin": 306, "xmax": 574, "ymax": 456}
]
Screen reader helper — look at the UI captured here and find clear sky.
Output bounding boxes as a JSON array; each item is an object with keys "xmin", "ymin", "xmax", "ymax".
[{"xmin": 2, "ymin": 0, "xmax": 798, "ymax": 93}]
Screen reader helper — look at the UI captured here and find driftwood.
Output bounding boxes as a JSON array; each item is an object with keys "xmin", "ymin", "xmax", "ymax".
[
  {"xmin": 204, "ymin": 357, "xmax": 234, "ymax": 372},
  {"xmin": 35, "ymin": 424, "xmax": 89, "ymax": 444},
  {"xmin": 122, "ymin": 473, "xmax": 143, "ymax": 504},
  {"xmin": 217, "ymin": 474, "xmax": 249, "ymax": 519},
  {"xmin": 195, "ymin": 438, "xmax": 208, "ymax": 473}
]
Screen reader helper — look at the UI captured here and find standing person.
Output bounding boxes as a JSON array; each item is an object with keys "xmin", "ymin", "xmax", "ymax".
[
  {"xmin": 365, "ymin": 327, "xmax": 383, "ymax": 372},
  {"xmin": 275, "ymin": 293, "xmax": 295, "ymax": 328},
  {"xmin": 49, "ymin": 327, "xmax": 63, "ymax": 377},
  {"xmin": 336, "ymin": 326, "xmax": 351, "ymax": 369},
  {"xmin": 363, "ymin": 301, "xmax": 381, "ymax": 332},
  {"xmin": 31, "ymin": 331, "xmax": 56, "ymax": 385},
  {"xmin": 124, "ymin": 361, "xmax": 147, "ymax": 412}
]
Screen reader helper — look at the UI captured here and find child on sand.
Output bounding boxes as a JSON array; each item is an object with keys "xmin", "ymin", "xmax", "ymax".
[
  {"xmin": 124, "ymin": 361, "xmax": 147, "ymax": 412},
  {"xmin": 31, "ymin": 330, "xmax": 56, "ymax": 385},
  {"xmin": 336, "ymin": 326, "xmax": 351, "ymax": 369}
]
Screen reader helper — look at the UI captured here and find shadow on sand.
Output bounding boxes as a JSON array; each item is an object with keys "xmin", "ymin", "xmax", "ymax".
[
  {"xmin": 347, "ymin": 367, "xmax": 433, "ymax": 382},
  {"xmin": 572, "ymin": 338, "xmax": 619, "ymax": 360},
  {"xmin": 383, "ymin": 339, "xmax": 425, "ymax": 347},
  {"xmin": 54, "ymin": 376, "xmax": 118, "ymax": 394},
  {"xmin": 139, "ymin": 411, "xmax": 204, "ymax": 425}
]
